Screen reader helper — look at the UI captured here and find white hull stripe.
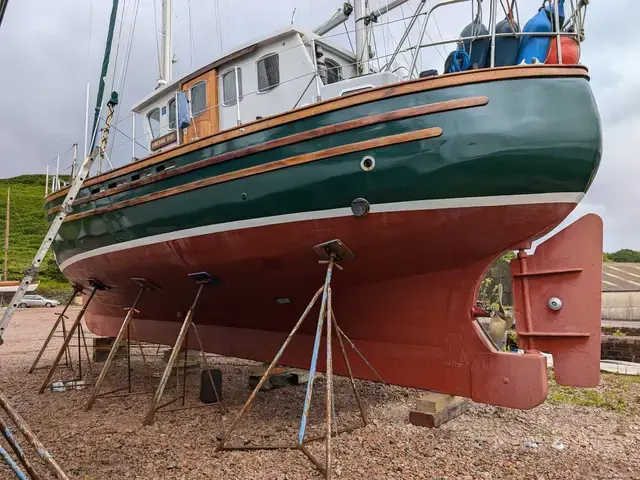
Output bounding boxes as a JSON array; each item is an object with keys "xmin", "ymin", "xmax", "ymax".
[{"xmin": 59, "ymin": 192, "xmax": 583, "ymax": 271}]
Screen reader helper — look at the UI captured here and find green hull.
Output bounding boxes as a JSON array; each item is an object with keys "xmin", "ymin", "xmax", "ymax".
[{"xmin": 47, "ymin": 74, "xmax": 601, "ymax": 265}]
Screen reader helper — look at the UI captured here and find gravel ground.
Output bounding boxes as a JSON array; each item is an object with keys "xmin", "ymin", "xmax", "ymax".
[{"xmin": 1, "ymin": 308, "xmax": 639, "ymax": 480}]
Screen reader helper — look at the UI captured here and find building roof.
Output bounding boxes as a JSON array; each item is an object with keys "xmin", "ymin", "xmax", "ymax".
[{"xmin": 602, "ymin": 263, "xmax": 640, "ymax": 292}]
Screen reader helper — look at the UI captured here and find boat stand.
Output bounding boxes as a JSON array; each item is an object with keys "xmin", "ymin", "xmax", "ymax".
[
  {"xmin": 38, "ymin": 279, "xmax": 108, "ymax": 394},
  {"xmin": 28, "ymin": 285, "xmax": 84, "ymax": 374},
  {"xmin": 84, "ymin": 278, "xmax": 160, "ymax": 410},
  {"xmin": 0, "ymin": 390, "xmax": 69, "ymax": 479},
  {"xmin": 142, "ymin": 272, "xmax": 224, "ymax": 426},
  {"xmin": 215, "ymin": 240, "xmax": 378, "ymax": 480}
]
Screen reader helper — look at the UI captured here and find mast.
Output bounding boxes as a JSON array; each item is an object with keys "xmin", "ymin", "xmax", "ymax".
[
  {"xmin": 354, "ymin": 0, "xmax": 370, "ymax": 75},
  {"xmin": 159, "ymin": 0, "xmax": 173, "ymax": 85},
  {"xmin": 89, "ymin": 0, "xmax": 120, "ymax": 153},
  {"xmin": 3, "ymin": 188, "xmax": 9, "ymax": 282}
]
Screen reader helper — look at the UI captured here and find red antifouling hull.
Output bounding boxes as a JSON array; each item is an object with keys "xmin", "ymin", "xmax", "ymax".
[{"xmin": 61, "ymin": 205, "xmax": 602, "ymax": 409}]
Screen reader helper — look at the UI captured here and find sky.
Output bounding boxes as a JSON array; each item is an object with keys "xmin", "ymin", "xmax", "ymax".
[{"xmin": 0, "ymin": 0, "xmax": 638, "ymax": 252}]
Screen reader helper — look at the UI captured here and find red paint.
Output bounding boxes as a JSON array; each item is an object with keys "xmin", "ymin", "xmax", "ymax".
[
  {"xmin": 62, "ymin": 202, "xmax": 601, "ymax": 409},
  {"xmin": 511, "ymin": 214, "xmax": 603, "ymax": 387}
]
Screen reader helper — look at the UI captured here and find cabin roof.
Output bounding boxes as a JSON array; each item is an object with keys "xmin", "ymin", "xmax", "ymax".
[
  {"xmin": 132, "ymin": 26, "xmax": 355, "ymax": 113},
  {"xmin": 602, "ymin": 263, "xmax": 640, "ymax": 292}
]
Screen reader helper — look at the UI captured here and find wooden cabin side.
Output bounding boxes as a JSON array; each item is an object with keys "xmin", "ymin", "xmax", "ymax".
[{"xmin": 181, "ymin": 68, "xmax": 219, "ymax": 143}]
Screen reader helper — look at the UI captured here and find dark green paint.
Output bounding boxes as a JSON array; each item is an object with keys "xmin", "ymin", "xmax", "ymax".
[{"xmin": 47, "ymin": 76, "xmax": 602, "ymax": 264}]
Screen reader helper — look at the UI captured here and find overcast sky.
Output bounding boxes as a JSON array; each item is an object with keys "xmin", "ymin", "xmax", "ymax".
[{"xmin": 0, "ymin": 0, "xmax": 638, "ymax": 252}]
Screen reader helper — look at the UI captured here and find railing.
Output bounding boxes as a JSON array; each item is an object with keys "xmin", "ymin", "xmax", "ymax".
[
  {"xmin": 44, "ymin": 0, "xmax": 588, "ymax": 195},
  {"xmin": 44, "ymin": 144, "xmax": 78, "ymax": 198},
  {"xmin": 399, "ymin": 0, "xmax": 587, "ymax": 78}
]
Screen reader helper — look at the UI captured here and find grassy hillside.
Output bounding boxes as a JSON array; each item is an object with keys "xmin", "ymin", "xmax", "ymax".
[{"xmin": 0, "ymin": 175, "xmax": 70, "ymax": 298}]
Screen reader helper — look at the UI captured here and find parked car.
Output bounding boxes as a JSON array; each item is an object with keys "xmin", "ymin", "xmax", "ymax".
[{"xmin": 18, "ymin": 295, "xmax": 59, "ymax": 308}]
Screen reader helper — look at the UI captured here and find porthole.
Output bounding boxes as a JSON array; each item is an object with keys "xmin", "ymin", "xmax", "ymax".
[{"xmin": 360, "ymin": 155, "xmax": 375, "ymax": 172}]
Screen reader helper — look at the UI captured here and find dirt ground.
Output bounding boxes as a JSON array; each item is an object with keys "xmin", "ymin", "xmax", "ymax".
[{"xmin": 1, "ymin": 308, "xmax": 639, "ymax": 480}]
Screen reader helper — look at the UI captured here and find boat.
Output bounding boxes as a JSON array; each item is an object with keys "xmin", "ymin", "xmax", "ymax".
[
  {"xmin": 43, "ymin": 0, "xmax": 602, "ymax": 409},
  {"xmin": 0, "ymin": 282, "xmax": 39, "ymax": 294}
]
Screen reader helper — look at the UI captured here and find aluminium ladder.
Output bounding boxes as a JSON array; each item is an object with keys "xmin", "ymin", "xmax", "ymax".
[{"xmin": 0, "ymin": 148, "xmax": 98, "ymax": 345}]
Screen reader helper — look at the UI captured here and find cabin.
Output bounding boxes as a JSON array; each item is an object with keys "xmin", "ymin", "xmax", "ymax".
[{"xmin": 131, "ymin": 27, "xmax": 402, "ymax": 156}]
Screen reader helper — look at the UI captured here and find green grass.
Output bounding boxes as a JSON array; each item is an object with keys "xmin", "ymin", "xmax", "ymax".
[
  {"xmin": 547, "ymin": 371, "xmax": 640, "ymax": 413},
  {"xmin": 0, "ymin": 175, "xmax": 70, "ymax": 291}
]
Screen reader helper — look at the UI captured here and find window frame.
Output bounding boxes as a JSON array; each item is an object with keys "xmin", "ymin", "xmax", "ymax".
[
  {"xmin": 147, "ymin": 107, "xmax": 161, "ymax": 138},
  {"xmin": 168, "ymin": 97, "xmax": 177, "ymax": 129},
  {"xmin": 256, "ymin": 53, "xmax": 280, "ymax": 93},
  {"xmin": 222, "ymin": 68, "xmax": 244, "ymax": 106},
  {"xmin": 189, "ymin": 81, "xmax": 207, "ymax": 118},
  {"xmin": 324, "ymin": 58, "xmax": 343, "ymax": 85}
]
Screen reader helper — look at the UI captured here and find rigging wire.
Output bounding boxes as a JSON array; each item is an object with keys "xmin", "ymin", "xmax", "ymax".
[
  {"xmin": 375, "ymin": 0, "xmax": 389, "ymax": 61},
  {"xmin": 152, "ymin": 0, "xmax": 162, "ymax": 80},
  {"xmin": 84, "ymin": 0, "xmax": 94, "ymax": 158},
  {"xmin": 410, "ymin": 1, "xmax": 446, "ymax": 63},
  {"xmin": 428, "ymin": 0, "xmax": 448, "ymax": 54},
  {"xmin": 213, "ymin": 0, "xmax": 224, "ymax": 53},
  {"xmin": 187, "ymin": 0, "xmax": 196, "ymax": 68},
  {"xmin": 343, "ymin": 22, "xmax": 355, "ymax": 54},
  {"xmin": 398, "ymin": 2, "xmax": 417, "ymax": 70},
  {"xmin": 109, "ymin": 0, "xmax": 130, "ymax": 92},
  {"xmin": 370, "ymin": 25, "xmax": 382, "ymax": 72},
  {"xmin": 109, "ymin": 0, "xmax": 141, "ymax": 160}
]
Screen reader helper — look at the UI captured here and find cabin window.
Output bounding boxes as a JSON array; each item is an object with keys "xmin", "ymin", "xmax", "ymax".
[
  {"xmin": 107, "ymin": 179, "xmax": 127, "ymax": 189},
  {"xmin": 190, "ymin": 81, "xmax": 207, "ymax": 117},
  {"xmin": 222, "ymin": 68, "xmax": 243, "ymax": 106},
  {"xmin": 147, "ymin": 108, "xmax": 161, "ymax": 138},
  {"xmin": 132, "ymin": 170, "xmax": 152, "ymax": 182},
  {"xmin": 325, "ymin": 59, "xmax": 343, "ymax": 84},
  {"xmin": 257, "ymin": 53, "xmax": 280, "ymax": 92},
  {"xmin": 156, "ymin": 162, "xmax": 176, "ymax": 173},
  {"xmin": 168, "ymin": 98, "xmax": 176, "ymax": 129}
]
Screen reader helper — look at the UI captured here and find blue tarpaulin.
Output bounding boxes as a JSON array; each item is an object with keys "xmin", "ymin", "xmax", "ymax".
[{"xmin": 177, "ymin": 91, "xmax": 191, "ymax": 129}]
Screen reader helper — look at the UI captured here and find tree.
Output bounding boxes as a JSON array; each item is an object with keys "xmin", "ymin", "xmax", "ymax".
[{"xmin": 608, "ymin": 249, "xmax": 640, "ymax": 263}]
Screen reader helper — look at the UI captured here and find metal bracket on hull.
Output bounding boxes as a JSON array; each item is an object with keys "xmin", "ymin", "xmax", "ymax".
[
  {"xmin": 85, "ymin": 278, "xmax": 160, "ymax": 411},
  {"xmin": 215, "ymin": 241, "xmax": 380, "ymax": 480},
  {"xmin": 142, "ymin": 272, "xmax": 225, "ymax": 425},
  {"xmin": 313, "ymin": 239, "xmax": 355, "ymax": 263},
  {"xmin": 37, "ymin": 280, "xmax": 109, "ymax": 394}
]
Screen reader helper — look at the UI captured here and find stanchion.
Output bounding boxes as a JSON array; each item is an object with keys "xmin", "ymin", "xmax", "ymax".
[
  {"xmin": 85, "ymin": 278, "xmax": 159, "ymax": 410},
  {"xmin": 143, "ymin": 272, "xmax": 224, "ymax": 425},
  {"xmin": 215, "ymin": 240, "xmax": 380, "ymax": 479},
  {"xmin": 38, "ymin": 279, "xmax": 108, "ymax": 394},
  {"xmin": 28, "ymin": 285, "xmax": 83, "ymax": 373}
]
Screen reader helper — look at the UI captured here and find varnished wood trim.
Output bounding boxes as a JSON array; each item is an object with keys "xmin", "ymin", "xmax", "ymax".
[
  {"xmin": 63, "ymin": 127, "xmax": 443, "ymax": 222},
  {"xmin": 48, "ymin": 96, "xmax": 486, "ymax": 215},
  {"xmin": 45, "ymin": 65, "xmax": 588, "ymax": 203}
]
